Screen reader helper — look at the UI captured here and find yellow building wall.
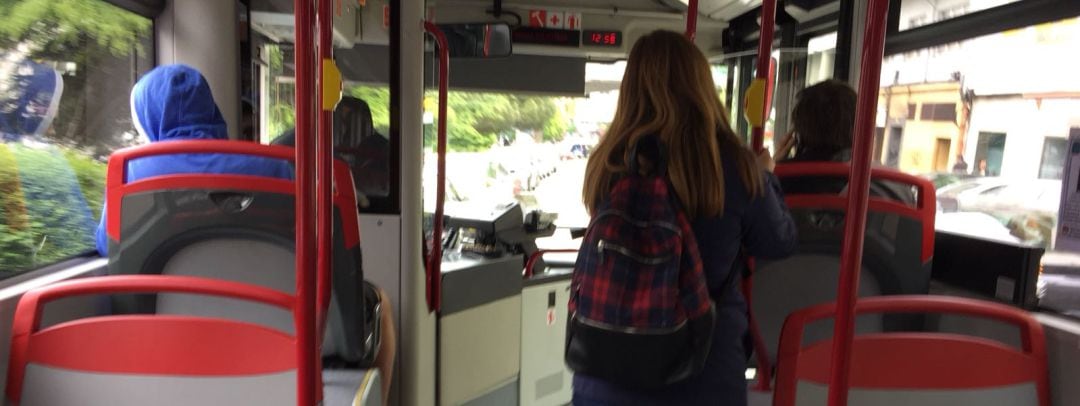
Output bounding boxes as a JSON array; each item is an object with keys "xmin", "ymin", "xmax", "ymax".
[{"xmin": 878, "ymin": 82, "xmax": 963, "ymax": 174}]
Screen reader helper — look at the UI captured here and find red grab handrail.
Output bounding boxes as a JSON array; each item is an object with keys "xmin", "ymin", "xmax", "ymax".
[
  {"xmin": 316, "ymin": 0, "xmax": 336, "ymax": 346},
  {"xmin": 685, "ymin": 0, "xmax": 698, "ymax": 40},
  {"xmin": 775, "ymin": 296, "xmax": 1049, "ymax": 406},
  {"xmin": 104, "ymin": 140, "xmax": 294, "ymax": 240},
  {"xmin": 424, "ymin": 21, "xmax": 449, "ymax": 313},
  {"xmin": 293, "ymin": 0, "xmax": 317, "ymax": 403},
  {"xmin": 741, "ymin": 0, "xmax": 780, "ymax": 392},
  {"xmin": 524, "ymin": 249, "xmax": 578, "ymax": 279},
  {"xmin": 828, "ymin": 0, "xmax": 892, "ymax": 404},
  {"xmin": 774, "ymin": 162, "xmax": 937, "ymax": 262},
  {"xmin": 751, "ymin": 0, "xmax": 778, "ymax": 152},
  {"xmin": 104, "ymin": 140, "xmax": 361, "ymax": 249}
]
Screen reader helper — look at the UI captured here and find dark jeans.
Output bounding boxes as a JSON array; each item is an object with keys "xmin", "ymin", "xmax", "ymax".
[{"xmin": 572, "ymin": 394, "xmax": 616, "ymax": 406}]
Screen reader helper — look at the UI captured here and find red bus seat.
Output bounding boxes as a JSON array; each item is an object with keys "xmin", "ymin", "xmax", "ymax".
[
  {"xmin": 103, "ymin": 141, "xmax": 378, "ymax": 366},
  {"xmin": 773, "ymin": 296, "xmax": 1049, "ymax": 406},
  {"xmin": 4, "ymin": 276, "xmax": 381, "ymax": 406},
  {"xmin": 752, "ymin": 162, "xmax": 936, "ymax": 363}
]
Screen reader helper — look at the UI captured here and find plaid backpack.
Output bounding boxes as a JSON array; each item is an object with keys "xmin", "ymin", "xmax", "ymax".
[{"xmin": 566, "ymin": 138, "xmax": 716, "ymax": 388}]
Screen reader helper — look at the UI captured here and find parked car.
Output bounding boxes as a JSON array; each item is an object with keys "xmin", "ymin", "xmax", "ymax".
[
  {"xmin": 935, "ymin": 211, "xmax": 1022, "ymax": 244},
  {"xmin": 937, "ymin": 177, "xmax": 1061, "ymax": 223},
  {"xmin": 924, "ymin": 172, "xmax": 973, "ymax": 189}
]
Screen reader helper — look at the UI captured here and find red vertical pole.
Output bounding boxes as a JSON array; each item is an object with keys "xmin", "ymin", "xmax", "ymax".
[
  {"xmin": 826, "ymin": 0, "xmax": 890, "ymax": 405},
  {"xmin": 293, "ymin": 0, "xmax": 317, "ymax": 404},
  {"xmin": 423, "ymin": 21, "xmax": 449, "ymax": 313},
  {"xmin": 685, "ymin": 0, "xmax": 698, "ymax": 41},
  {"xmin": 316, "ymin": 0, "xmax": 334, "ymax": 335},
  {"xmin": 751, "ymin": 0, "xmax": 777, "ymax": 152},
  {"xmin": 745, "ymin": 0, "xmax": 780, "ymax": 390}
]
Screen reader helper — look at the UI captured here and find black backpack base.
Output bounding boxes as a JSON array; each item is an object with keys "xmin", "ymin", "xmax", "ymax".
[{"xmin": 566, "ymin": 304, "xmax": 716, "ymax": 389}]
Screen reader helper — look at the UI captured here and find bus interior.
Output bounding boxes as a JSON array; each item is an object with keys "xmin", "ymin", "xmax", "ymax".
[{"xmin": 1, "ymin": 0, "xmax": 1080, "ymax": 405}]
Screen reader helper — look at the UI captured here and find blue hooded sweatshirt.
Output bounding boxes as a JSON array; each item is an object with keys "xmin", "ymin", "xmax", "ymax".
[{"xmin": 94, "ymin": 64, "xmax": 293, "ymax": 255}]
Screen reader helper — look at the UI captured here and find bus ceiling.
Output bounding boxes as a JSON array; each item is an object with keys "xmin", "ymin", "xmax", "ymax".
[{"xmin": 248, "ymin": 0, "xmax": 840, "ymax": 96}]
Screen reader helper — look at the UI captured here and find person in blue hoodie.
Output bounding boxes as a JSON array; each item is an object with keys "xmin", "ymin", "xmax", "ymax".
[{"xmin": 94, "ymin": 64, "xmax": 293, "ymax": 256}]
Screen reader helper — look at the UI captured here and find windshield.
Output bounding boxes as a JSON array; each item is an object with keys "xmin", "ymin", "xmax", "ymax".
[{"xmin": 422, "ymin": 61, "xmax": 731, "ymax": 249}]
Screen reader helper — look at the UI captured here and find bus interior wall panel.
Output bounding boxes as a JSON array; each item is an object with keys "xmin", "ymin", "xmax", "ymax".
[
  {"xmin": 339, "ymin": 45, "xmax": 586, "ymax": 96},
  {"xmin": 423, "ymin": 53, "xmax": 587, "ymax": 96}
]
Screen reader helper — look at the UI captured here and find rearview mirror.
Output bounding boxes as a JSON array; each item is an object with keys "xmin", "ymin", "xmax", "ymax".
[{"xmin": 437, "ymin": 23, "xmax": 512, "ymax": 58}]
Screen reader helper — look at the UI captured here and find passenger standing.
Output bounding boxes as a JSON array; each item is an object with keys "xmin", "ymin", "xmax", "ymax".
[
  {"xmin": 974, "ymin": 159, "xmax": 990, "ymax": 176},
  {"xmin": 94, "ymin": 64, "xmax": 293, "ymax": 256},
  {"xmin": 574, "ymin": 30, "xmax": 797, "ymax": 406},
  {"xmin": 952, "ymin": 154, "xmax": 969, "ymax": 174}
]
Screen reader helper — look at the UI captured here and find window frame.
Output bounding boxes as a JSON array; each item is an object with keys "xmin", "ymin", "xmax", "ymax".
[
  {"xmin": 104, "ymin": 0, "xmax": 165, "ymax": 18},
  {"xmin": 885, "ymin": 0, "xmax": 1080, "ymax": 56}
]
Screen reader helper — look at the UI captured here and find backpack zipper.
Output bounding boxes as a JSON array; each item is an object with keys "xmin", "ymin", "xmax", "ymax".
[
  {"xmin": 592, "ymin": 210, "xmax": 682, "ymax": 236},
  {"xmin": 597, "ymin": 239, "xmax": 671, "ymax": 265}
]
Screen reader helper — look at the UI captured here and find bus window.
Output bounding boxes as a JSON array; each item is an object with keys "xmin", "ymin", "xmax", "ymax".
[
  {"xmin": 0, "ymin": 0, "xmax": 153, "ymax": 275},
  {"xmin": 255, "ymin": 13, "xmax": 396, "ymax": 213},
  {"xmin": 878, "ymin": 16, "xmax": 1080, "ymax": 248},
  {"xmin": 420, "ymin": 90, "xmax": 587, "ymax": 230}
]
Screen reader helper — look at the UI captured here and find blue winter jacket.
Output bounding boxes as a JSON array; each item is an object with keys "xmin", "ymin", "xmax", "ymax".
[{"xmin": 94, "ymin": 64, "xmax": 293, "ymax": 256}]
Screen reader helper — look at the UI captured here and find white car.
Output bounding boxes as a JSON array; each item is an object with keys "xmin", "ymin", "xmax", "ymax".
[
  {"xmin": 937, "ymin": 177, "xmax": 1061, "ymax": 217},
  {"xmin": 935, "ymin": 212, "xmax": 1022, "ymax": 244}
]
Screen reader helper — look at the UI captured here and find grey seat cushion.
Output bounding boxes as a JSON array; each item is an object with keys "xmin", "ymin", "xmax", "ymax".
[
  {"xmin": 324, "ymin": 368, "xmax": 382, "ymax": 406},
  {"xmin": 17, "ymin": 365, "xmax": 380, "ymax": 406}
]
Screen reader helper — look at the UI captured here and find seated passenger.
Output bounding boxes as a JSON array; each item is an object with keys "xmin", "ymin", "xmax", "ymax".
[
  {"xmin": 776, "ymin": 79, "xmax": 916, "ymax": 205},
  {"xmin": 94, "ymin": 64, "xmax": 397, "ymax": 403},
  {"xmin": 271, "ymin": 97, "xmax": 391, "ymax": 210},
  {"xmin": 270, "ymin": 100, "xmax": 397, "ymax": 404},
  {"xmin": 94, "ymin": 64, "xmax": 293, "ymax": 256}
]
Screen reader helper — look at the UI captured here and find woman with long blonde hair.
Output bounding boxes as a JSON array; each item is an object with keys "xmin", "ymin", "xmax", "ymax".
[{"xmin": 574, "ymin": 30, "xmax": 797, "ymax": 405}]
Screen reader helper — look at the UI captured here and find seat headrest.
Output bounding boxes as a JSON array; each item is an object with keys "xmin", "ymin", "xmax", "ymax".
[
  {"xmin": 334, "ymin": 97, "xmax": 374, "ymax": 149},
  {"xmin": 269, "ymin": 97, "xmax": 375, "ymax": 149}
]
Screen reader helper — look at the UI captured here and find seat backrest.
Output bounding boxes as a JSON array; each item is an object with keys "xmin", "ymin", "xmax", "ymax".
[
  {"xmin": 6, "ymin": 275, "xmax": 299, "ymax": 406},
  {"xmin": 104, "ymin": 140, "xmax": 374, "ymax": 365},
  {"xmin": 773, "ymin": 296, "xmax": 1050, "ymax": 406},
  {"xmin": 752, "ymin": 162, "xmax": 936, "ymax": 362}
]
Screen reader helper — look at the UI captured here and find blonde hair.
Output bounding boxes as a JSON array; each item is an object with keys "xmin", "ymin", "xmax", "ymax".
[{"xmin": 583, "ymin": 30, "xmax": 762, "ymax": 218}]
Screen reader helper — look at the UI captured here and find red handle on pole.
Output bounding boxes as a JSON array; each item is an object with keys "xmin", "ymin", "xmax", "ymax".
[
  {"xmin": 827, "ymin": 1, "xmax": 892, "ymax": 405},
  {"xmin": 293, "ymin": 0, "xmax": 317, "ymax": 404},
  {"xmin": 424, "ymin": 21, "xmax": 449, "ymax": 313}
]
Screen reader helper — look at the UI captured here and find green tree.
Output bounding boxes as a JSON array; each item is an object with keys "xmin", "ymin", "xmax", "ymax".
[
  {"xmin": 344, "ymin": 87, "xmax": 570, "ymax": 152},
  {"xmin": 511, "ymin": 96, "xmax": 557, "ymax": 135},
  {"xmin": 0, "ymin": 0, "xmax": 150, "ymax": 56},
  {"xmin": 542, "ymin": 107, "xmax": 569, "ymax": 143},
  {"xmin": 1, "ymin": 0, "xmax": 151, "ymax": 156}
]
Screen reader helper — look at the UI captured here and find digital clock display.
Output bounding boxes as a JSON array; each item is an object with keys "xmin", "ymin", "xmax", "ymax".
[{"xmin": 584, "ymin": 30, "xmax": 622, "ymax": 47}]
